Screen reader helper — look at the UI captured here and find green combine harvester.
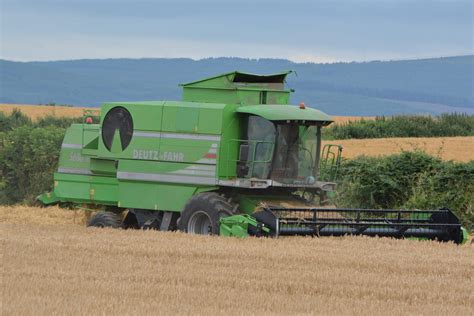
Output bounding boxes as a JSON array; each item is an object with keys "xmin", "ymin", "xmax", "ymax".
[{"xmin": 39, "ymin": 71, "xmax": 468, "ymax": 244}]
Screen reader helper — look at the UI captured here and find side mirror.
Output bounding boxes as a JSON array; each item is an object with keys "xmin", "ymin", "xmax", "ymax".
[{"xmin": 239, "ymin": 144, "xmax": 249, "ymax": 162}]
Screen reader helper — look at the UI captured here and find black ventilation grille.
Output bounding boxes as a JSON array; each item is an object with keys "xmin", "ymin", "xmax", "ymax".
[{"xmin": 102, "ymin": 107, "xmax": 133, "ymax": 151}]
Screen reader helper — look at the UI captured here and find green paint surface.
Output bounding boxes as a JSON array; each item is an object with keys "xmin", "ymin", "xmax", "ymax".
[
  {"xmin": 237, "ymin": 104, "xmax": 333, "ymax": 123},
  {"xmin": 48, "ymin": 71, "xmax": 332, "ymax": 213}
]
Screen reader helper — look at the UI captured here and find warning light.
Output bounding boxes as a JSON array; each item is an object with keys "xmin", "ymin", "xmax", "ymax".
[
  {"xmin": 85, "ymin": 117, "xmax": 93, "ymax": 124},
  {"xmin": 299, "ymin": 102, "xmax": 306, "ymax": 109}
]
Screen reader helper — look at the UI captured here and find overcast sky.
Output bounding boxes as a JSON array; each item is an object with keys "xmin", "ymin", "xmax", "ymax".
[{"xmin": 1, "ymin": 0, "xmax": 472, "ymax": 62}]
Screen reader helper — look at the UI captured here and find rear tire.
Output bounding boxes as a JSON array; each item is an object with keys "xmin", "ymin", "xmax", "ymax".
[
  {"xmin": 87, "ymin": 211, "xmax": 122, "ymax": 228},
  {"xmin": 178, "ymin": 193, "xmax": 236, "ymax": 235},
  {"xmin": 122, "ymin": 210, "xmax": 140, "ymax": 229}
]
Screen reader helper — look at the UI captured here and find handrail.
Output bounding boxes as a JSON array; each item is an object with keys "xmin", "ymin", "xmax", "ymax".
[
  {"xmin": 320, "ymin": 144, "xmax": 342, "ymax": 181},
  {"xmin": 226, "ymin": 139, "xmax": 275, "ymax": 178},
  {"xmin": 81, "ymin": 108, "xmax": 101, "ymax": 151}
]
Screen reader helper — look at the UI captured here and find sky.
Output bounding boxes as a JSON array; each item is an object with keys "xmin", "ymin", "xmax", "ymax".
[{"xmin": 0, "ymin": 0, "xmax": 473, "ymax": 63}]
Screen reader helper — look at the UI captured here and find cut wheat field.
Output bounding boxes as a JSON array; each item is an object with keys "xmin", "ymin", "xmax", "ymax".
[
  {"xmin": 1, "ymin": 206, "xmax": 473, "ymax": 315},
  {"xmin": 323, "ymin": 136, "xmax": 474, "ymax": 162},
  {"xmin": 0, "ymin": 104, "xmax": 90, "ymax": 120}
]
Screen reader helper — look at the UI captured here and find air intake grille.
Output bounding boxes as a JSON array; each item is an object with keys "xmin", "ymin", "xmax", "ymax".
[{"xmin": 102, "ymin": 107, "xmax": 133, "ymax": 151}]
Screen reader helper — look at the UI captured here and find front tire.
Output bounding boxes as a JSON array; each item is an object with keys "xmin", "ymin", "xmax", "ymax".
[
  {"xmin": 87, "ymin": 211, "xmax": 122, "ymax": 228},
  {"xmin": 178, "ymin": 193, "xmax": 236, "ymax": 235}
]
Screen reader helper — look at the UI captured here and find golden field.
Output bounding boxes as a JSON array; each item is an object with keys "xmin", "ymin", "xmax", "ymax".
[
  {"xmin": 323, "ymin": 136, "xmax": 474, "ymax": 162},
  {"xmin": 0, "ymin": 104, "xmax": 90, "ymax": 120},
  {"xmin": 0, "ymin": 205, "xmax": 89, "ymax": 226},
  {"xmin": 331, "ymin": 115, "xmax": 375, "ymax": 124},
  {"xmin": 1, "ymin": 206, "xmax": 473, "ymax": 315}
]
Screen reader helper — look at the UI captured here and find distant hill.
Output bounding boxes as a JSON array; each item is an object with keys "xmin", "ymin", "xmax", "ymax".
[{"xmin": 1, "ymin": 56, "xmax": 473, "ymax": 115}]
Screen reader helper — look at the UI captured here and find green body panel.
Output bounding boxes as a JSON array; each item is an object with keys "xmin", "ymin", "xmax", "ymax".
[
  {"xmin": 51, "ymin": 100, "xmax": 228, "ymax": 211},
  {"xmin": 219, "ymin": 214, "xmax": 270, "ymax": 237},
  {"xmin": 90, "ymin": 158, "xmax": 116, "ymax": 175},
  {"xmin": 45, "ymin": 71, "xmax": 331, "ymax": 214},
  {"xmin": 181, "ymin": 71, "xmax": 291, "ymax": 105},
  {"xmin": 116, "ymin": 159, "xmax": 217, "ymax": 211},
  {"xmin": 54, "ymin": 173, "xmax": 118, "ymax": 205},
  {"xmin": 117, "ymin": 181, "xmax": 213, "ymax": 211},
  {"xmin": 183, "ymin": 88, "xmax": 289, "ymax": 105},
  {"xmin": 58, "ymin": 124, "xmax": 92, "ymax": 174},
  {"xmin": 218, "ymin": 103, "xmax": 240, "ymax": 178}
]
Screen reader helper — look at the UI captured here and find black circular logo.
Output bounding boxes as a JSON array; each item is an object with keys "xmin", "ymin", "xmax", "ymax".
[{"xmin": 102, "ymin": 107, "xmax": 133, "ymax": 152}]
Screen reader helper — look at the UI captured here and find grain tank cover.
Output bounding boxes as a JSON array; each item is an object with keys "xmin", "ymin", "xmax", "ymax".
[{"xmin": 181, "ymin": 71, "xmax": 292, "ymax": 105}]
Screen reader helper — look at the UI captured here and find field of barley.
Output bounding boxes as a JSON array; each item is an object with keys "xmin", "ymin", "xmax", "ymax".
[
  {"xmin": 1, "ymin": 104, "xmax": 473, "ymax": 314},
  {"xmin": 1, "ymin": 206, "xmax": 473, "ymax": 315},
  {"xmin": 0, "ymin": 104, "xmax": 89, "ymax": 119},
  {"xmin": 323, "ymin": 136, "xmax": 474, "ymax": 162}
]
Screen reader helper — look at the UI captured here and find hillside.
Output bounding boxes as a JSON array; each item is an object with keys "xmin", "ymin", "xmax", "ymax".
[
  {"xmin": 2, "ymin": 206, "xmax": 473, "ymax": 315},
  {"xmin": 1, "ymin": 56, "xmax": 473, "ymax": 115}
]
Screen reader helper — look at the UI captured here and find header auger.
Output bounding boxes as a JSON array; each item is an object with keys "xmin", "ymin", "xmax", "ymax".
[{"xmin": 39, "ymin": 71, "xmax": 468, "ymax": 244}]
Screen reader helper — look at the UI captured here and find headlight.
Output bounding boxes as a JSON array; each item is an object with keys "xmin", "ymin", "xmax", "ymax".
[
  {"xmin": 305, "ymin": 176, "xmax": 316, "ymax": 185},
  {"xmin": 321, "ymin": 183, "xmax": 336, "ymax": 191}
]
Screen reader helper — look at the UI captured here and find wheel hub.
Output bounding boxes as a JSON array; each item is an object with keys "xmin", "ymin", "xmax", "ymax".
[{"xmin": 187, "ymin": 211, "xmax": 212, "ymax": 235}]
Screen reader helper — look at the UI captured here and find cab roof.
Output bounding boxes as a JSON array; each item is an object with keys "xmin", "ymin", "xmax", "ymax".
[{"xmin": 236, "ymin": 104, "xmax": 333, "ymax": 126}]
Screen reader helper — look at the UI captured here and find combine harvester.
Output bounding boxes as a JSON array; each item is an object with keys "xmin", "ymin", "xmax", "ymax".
[{"xmin": 39, "ymin": 71, "xmax": 468, "ymax": 244}]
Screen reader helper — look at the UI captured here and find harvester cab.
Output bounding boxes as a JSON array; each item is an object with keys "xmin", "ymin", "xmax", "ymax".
[{"xmin": 38, "ymin": 71, "xmax": 468, "ymax": 244}]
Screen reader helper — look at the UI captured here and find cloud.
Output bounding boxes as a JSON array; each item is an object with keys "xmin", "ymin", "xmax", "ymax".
[
  {"xmin": 288, "ymin": 54, "xmax": 337, "ymax": 64},
  {"xmin": 1, "ymin": 0, "xmax": 472, "ymax": 62}
]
